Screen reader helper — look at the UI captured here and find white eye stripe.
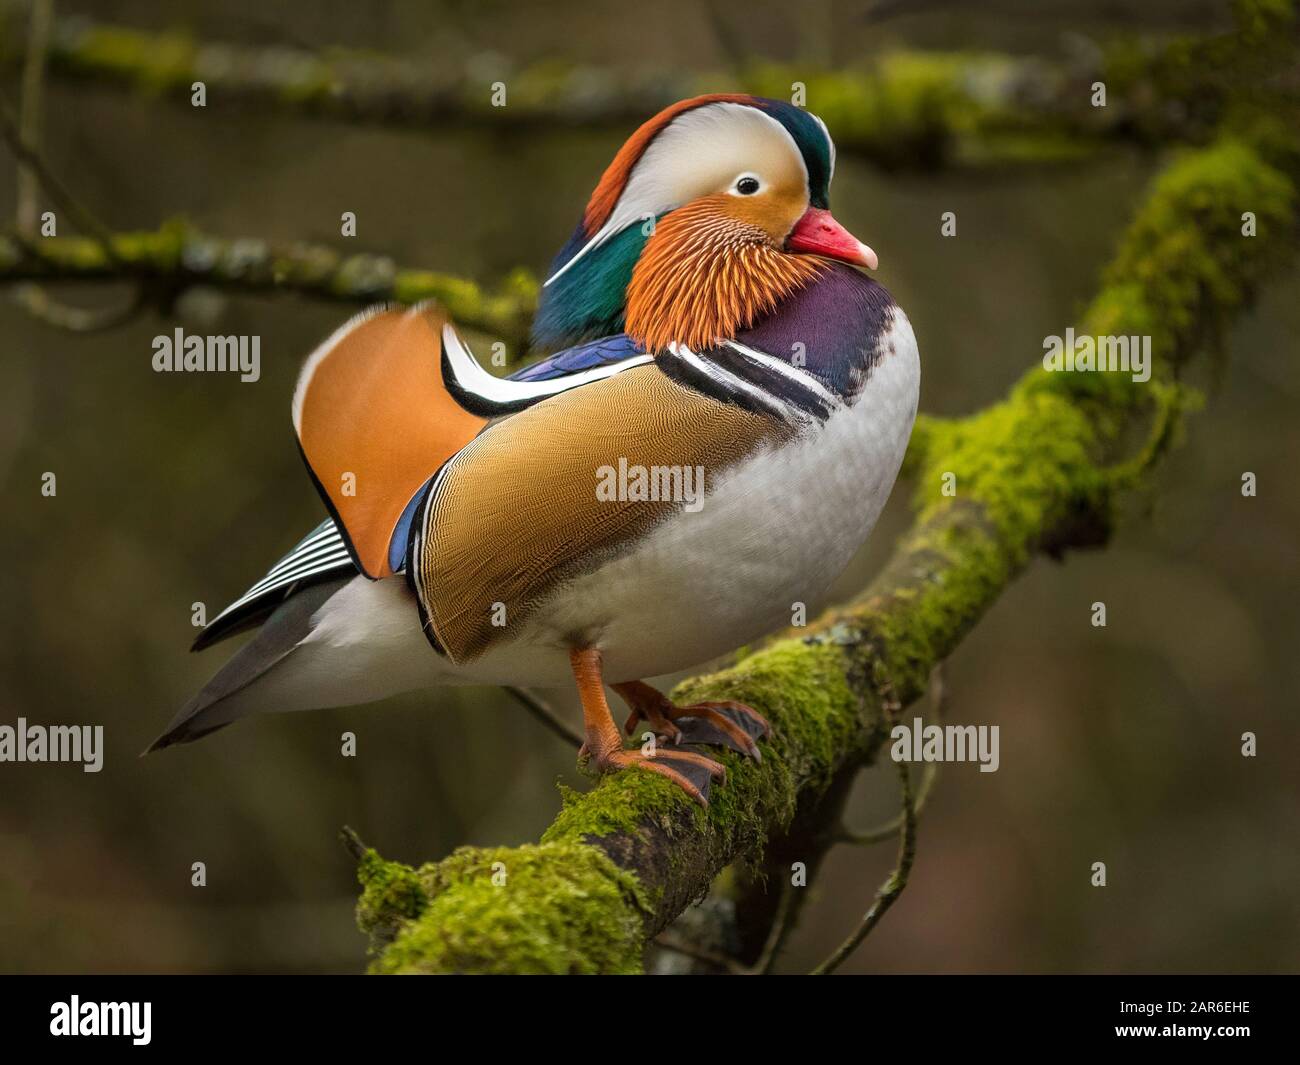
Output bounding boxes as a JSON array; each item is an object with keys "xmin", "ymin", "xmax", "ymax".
[{"xmin": 545, "ymin": 103, "xmax": 806, "ymax": 286}]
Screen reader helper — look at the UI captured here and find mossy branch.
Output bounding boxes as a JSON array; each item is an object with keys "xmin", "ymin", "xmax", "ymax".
[
  {"xmin": 0, "ymin": 221, "xmax": 539, "ymax": 350},
  {"xmin": 3, "ymin": 1, "xmax": 1291, "ymax": 169},
  {"xmin": 352, "ymin": 124, "xmax": 1298, "ymax": 974}
]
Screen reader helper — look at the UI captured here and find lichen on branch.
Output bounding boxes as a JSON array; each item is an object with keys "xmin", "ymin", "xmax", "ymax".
[{"xmin": 0, "ymin": 220, "xmax": 538, "ymax": 350}]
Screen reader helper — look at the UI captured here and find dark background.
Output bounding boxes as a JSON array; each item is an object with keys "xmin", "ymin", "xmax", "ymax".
[{"xmin": 0, "ymin": 0, "xmax": 1296, "ymax": 973}]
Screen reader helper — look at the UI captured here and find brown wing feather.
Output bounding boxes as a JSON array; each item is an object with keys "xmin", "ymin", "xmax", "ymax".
[
  {"xmin": 414, "ymin": 364, "xmax": 791, "ymax": 662},
  {"xmin": 293, "ymin": 303, "xmax": 487, "ymax": 578}
]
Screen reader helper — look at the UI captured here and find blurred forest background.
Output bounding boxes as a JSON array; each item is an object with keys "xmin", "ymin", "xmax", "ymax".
[{"xmin": 0, "ymin": 0, "xmax": 1296, "ymax": 974}]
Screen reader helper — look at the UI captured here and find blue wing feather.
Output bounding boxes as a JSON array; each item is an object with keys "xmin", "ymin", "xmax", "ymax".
[{"xmin": 509, "ymin": 334, "xmax": 644, "ymax": 382}]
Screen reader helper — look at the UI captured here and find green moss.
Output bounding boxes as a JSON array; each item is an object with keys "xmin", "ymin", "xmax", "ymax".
[
  {"xmin": 695, "ymin": 642, "xmax": 861, "ymax": 847},
  {"xmin": 7, "ymin": 222, "xmax": 535, "ymax": 350},
  {"xmin": 686, "ymin": 642, "xmax": 857, "ymax": 794},
  {"xmin": 14, "ymin": 221, "xmax": 185, "ymax": 272},
  {"xmin": 998, "ymin": 135, "xmax": 1295, "ymax": 505},
  {"xmin": 370, "ymin": 842, "xmax": 650, "ymax": 974},
  {"xmin": 392, "ymin": 269, "xmax": 468, "ymax": 307},
  {"xmin": 540, "ymin": 637, "xmax": 860, "ymax": 873},
  {"xmin": 66, "ymin": 27, "xmax": 197, "ymax": 92},
  {"xmin": 274, "ymin": 58, "xmax": 336, "ymax": 106},
  {"xmin": 875, "ymin": 139, "xmax": 1295, "ymax": 691},
  {"xmin": 391, "ymin": 269, "xmax": 537, "ymax": 353},
  {"xmin": 1089, "ymin": 139, "xmax": 1294, "ymax": 348},
  {"xmin": 912, "ymin": 392, "xmax": 1105, "ymax": 553},
  {"xmin": 527, "ymin": 638, "xmax": 866, "ymax": 929},
  {"xmin": 119, "ymin": 219, "xmax": 189, "ymax": 268},
  {"xmin": 744, "ymin": 54, "xmax": 969, "ymax": 169},
  {"xmin": 744, "ymin": 52, "xmax": 1113, "ymax": 170},
  {"xmin": 355, "ymin": 848, "xmax": 428, "ymax": 950},
  {"xmin": 35, "ymin": 235, "xmax": 104, "ymax": 271},
  {"xmin": 545, "ymin": 765, "xmax": 703, "ymax": 843}
]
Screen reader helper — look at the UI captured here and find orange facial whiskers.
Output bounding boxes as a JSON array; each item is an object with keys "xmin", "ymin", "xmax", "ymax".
[{"xmin": 625, "ymin": 199, "xmax": 823, "ymax": 353}]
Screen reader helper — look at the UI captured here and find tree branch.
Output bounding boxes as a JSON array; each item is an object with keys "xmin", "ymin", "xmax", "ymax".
[
  {"xmin": 0, "ymin": 222, "xmax": 538, "ymax": 350},
  {"xmin": 349, "ymin": 122, "xmax": 1298, "ymax": 973},
  {"xmin": 2, "ymin": 1, "xmax": 1283, "ymax": 170}
]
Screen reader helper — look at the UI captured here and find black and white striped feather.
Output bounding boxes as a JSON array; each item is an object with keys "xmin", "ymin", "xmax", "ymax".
[{"xmin": 192, "ymin": 519, "xmax": 355, "ymax": 650}]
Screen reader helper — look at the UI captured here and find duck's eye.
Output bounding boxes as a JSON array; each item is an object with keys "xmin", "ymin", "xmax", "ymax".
[{"xmin": 735, "ymin": 176, "xmax": 761, "ymax": 195}]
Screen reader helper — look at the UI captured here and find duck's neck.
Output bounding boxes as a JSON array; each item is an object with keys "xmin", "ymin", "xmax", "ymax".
[
  {"xmin": 530, "ymin": 224, "xmax": 647, "ymax": 354},
  {"xmin": 531, "ymin": 207, "xmax": 823, "ymax": 356}
]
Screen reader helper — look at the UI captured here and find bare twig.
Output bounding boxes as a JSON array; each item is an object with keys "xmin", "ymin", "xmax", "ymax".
[
  {"xmin": 811, "ymin": 730, "xmax": 918, "ymax": 975},
  {"xmin": 15, "ymin": 0, "xmax": 51, "ymax": 236},
  {"xmin": 653, "ymin": 878, "xmax": 795, "ymax": 975},
  {"xmin": 652, "ymin": 931, "xmax": 749, "ymax": 974},
  {"xmin": 747, "ymin": 880, "xmax": 795, "ymax": 974},
  {"xmin": 0, "ymin": 89, "xmax": 119, "ymax": 259},
  {"xmin": 504, "ymin": 687, "xmax": 582, "ymax": 748},
  {"xmin": 837, "ymin": 664, "xmax": 947, "ymax": 845},
  {"xmin": 7, "ymin": 0, "xmax": 144, "ymax": 331},
  {"xmin": 339, "ymin": 825, "xmax": 367, "ymax": 862},
  {"xmin": 11, "ymin": 282, "xmax": 145, "ymax": 331},
  {"xmin": 838, "ymin": 763, "xmax": 935, "ymax": 846}
]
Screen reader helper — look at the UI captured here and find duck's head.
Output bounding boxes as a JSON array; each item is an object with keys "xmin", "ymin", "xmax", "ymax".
[{"xmin": 531, "ymin": 94, "xmax": 875, "ymax": 355}]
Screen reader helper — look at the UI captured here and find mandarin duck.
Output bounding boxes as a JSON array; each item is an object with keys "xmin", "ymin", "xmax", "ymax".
[{"xmin": 150, "ymin": 94, "xmax": 920, "ymax": 804}]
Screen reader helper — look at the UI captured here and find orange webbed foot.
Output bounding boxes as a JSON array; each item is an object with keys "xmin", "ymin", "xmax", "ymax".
[
  {"xmin": 614, "ymin": 681, "xmax": 771, "ymax": 762},
  {"xmin": 569, "ymin": 648, "xmax": 729, "ymax": 806},
  {"xmin": 585, "ymin": 744, "xmax": 725, "ymax": 807}
]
